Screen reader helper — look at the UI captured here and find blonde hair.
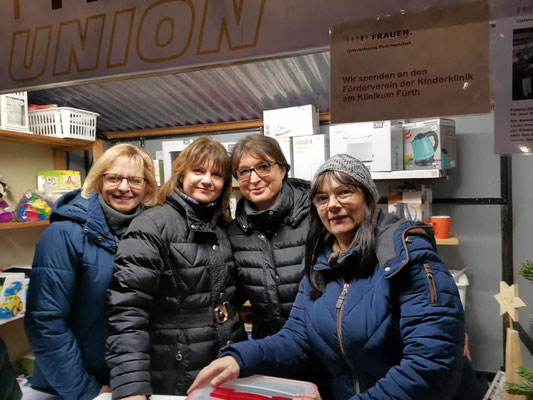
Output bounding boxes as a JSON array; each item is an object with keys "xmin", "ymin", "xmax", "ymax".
[
  {"xmin": 81, "ymin": 143, "xmax": 158, "ymax": 206},
  {"xmin": 158, "ymin": 136, "xmax": 232, "ymax": 221}
]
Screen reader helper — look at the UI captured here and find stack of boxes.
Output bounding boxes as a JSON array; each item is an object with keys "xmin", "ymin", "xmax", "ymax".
[{"xmin": 263, "ymin": 105, "xmax": 326, "ymax": 181}]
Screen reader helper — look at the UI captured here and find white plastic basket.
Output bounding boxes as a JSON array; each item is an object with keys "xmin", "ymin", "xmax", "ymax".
[{"xmin": 28, "ymin": 107, "xmax": 99, "ymax": 141}]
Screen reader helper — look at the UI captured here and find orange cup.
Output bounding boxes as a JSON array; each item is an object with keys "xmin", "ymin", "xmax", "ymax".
[{"xmin": 430, "ymin": 216, "xmax": 451, "ymax": 239}]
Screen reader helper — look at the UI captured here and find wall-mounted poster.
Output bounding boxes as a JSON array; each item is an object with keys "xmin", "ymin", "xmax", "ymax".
[
  {"xmin": 330, "ymin": 1, "xmax": 490, "ymax": 124},
  {"xmin": 494, "ymin": 11, "xmax": 533, "ymax": 154}
]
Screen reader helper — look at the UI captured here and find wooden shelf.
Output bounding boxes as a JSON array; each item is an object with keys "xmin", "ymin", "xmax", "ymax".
[
  {"xmin": 0, "ymin": 220, "xmax": 50, "ymax": 231},
  {"xmin": 0, "ymin": 129, "xmax": 96, "ymax": 149},
  {"xmin": 436, "ymin": 234, "xmax": 459, "ymax": 246},
  {"xmin": 371, "ymin": 169, "xmax": 449, "ymax": 180}
]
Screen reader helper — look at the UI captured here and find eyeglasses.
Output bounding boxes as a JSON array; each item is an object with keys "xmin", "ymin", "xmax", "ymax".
[
  {"xmin": 234, "ymin": 161, "xmax": 283, "ymax": 181},
  {"xmin": 312, "ymin": 186, "xmax": 362, "ymax": 210},
  {"xmin": 103, "ymin": 173, "xmax": 146, "ymax": 188}
]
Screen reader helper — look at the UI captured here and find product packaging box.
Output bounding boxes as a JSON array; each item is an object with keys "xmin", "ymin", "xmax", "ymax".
[
  {"xmin": 330, "ymin": 121, "xmax": 403, "ymax": 171},
  {"xmin": 403, "ymin": 118, "xmax": 456, "ymax": 170},
  {"xmin": 274, "ymin": 137, "xmax": 293, "ymax": 177},
  {"xmin": 263, "ymin": 105, "xmax": 319, "ymax": 138},
  {"xmin": 37, "ymin": 170, "xmax": 81, "ymax": 192},
  {"xmin": 162, "ymin": 138, "xmax": 195, "ymax": 183},
  {"xmin": 292, "ymin": 134, "xmax": 329, "ymax": 181},
  {"xmin": 0, "ymin": 92, "xmax": 29, "ymax": 132},
  {"xmin": 388, "ymin": 185, "xmax": 432, "ymax": 223},
  {"xmin": 0, "ymin": 272, "xmax": 26, "ymax": 319}
]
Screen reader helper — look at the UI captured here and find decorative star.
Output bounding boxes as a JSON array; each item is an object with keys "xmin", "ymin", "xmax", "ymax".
[{"xmin": 494, "ymin": 281, "xmax": 526, "ymax": 322}]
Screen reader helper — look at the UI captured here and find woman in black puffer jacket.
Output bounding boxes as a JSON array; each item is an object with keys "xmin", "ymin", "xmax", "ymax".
[
  {"xmin": 229, "ymin": 134, "xmax": 310, "ymax": 339},
  {"xmin": 107, "ymin": 137, "xmax": 246, "ymax": 400}
]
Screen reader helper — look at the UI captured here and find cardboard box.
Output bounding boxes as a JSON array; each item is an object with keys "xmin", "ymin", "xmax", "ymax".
[
  {"xmin": 274, "ymin": 137, "xmax": 293, "ymax": 177},
  {"xmin": 292, "ymin": 134, "xmax": 329, "ymax": 181},
  {"xmin": 0, "ymin": 272, "xmax": 26, "ymax": 319},
  {"xmin": 0, "ymin": 92, "xmax": 29, "ymax": 132},
  {"xmin": 388, "ymin": 185, "xmax": 432, "ymax": 223},
  {"xmin": 263, "ymin": 105, "xmax": 319, "ymax": 138},
  {"xmin": 329, "ymin": 121, "xmax": 403, "ymax": 171},
  {"xmin": 162, "ymin": 139, "xmax": 194, "ymax": 183},
  {"xmin": 37, "ymin": 170, "xmax": 81, "ymax": 192},
  {"xmin": 403, "ymin": 118, "xmax": 456, "ymax": 170}
]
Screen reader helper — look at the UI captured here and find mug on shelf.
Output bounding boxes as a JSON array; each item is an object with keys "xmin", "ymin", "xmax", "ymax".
[{"xmin": 430, "ymin": 215, "xmax": 451, "ymax": 239}]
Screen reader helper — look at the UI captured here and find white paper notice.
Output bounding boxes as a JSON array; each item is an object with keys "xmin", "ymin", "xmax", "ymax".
[{"xmin": 494, "ymin": 14, "xmax": 533, "ymax": 154}]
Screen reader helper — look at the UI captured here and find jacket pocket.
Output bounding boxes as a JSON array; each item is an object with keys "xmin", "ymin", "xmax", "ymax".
[{"xmin": 423, "ymin": 263, "xmax": 439, "ymax": 304}]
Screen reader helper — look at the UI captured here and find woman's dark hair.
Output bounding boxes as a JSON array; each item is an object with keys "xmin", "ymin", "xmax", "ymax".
[
  {"xmin": 230, "ymin": 134, "xmax": 290, "ymax": 180},
  {"xmin": 305, "ymin": 170, "xmax": 377, "ymax": 298}
]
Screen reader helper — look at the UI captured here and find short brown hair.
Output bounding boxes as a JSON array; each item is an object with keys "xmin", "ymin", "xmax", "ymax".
[
  {"xmin": 230, "ymin": 134, "xmax": 290, "ymax": 180},
  {"xmin": 81, "ymin": 143, "xmax": 158, "ymax": 206},
  {"xmin": 158, "ymin": 136, "xmax": 232, "ymax": 221}
]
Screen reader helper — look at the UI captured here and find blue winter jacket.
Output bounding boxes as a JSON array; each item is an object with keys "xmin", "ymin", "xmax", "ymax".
[
  {"xmin": 25, "ymin": 190, "xmax": 116, "ymax": 400},
  {"xmin": 223, "ymin": 212, "xmax": 481, "ymax": 399}
]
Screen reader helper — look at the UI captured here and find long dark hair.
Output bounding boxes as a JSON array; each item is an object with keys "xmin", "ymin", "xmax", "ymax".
[{"xmin": 305, "ymin": 170, "xmax": 377, "ymax": 298}]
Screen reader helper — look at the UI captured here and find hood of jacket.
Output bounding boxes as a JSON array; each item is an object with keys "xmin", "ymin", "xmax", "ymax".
[
  {"xmin": 51, "ymin": 189, "xmax": 115, "ymax": 251},
  {"xmin": 314, "ymin": 209, "xmax": 437, "ymax": 278},
  {"xmin": 234, "ymin": 178, "xmax": 310, "ymax": 233}
]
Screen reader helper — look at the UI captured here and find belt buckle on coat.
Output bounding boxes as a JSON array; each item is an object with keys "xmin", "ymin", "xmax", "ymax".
[{"xmin": 214, "ymin": 301, "xmax": 229, "ymax": 324}]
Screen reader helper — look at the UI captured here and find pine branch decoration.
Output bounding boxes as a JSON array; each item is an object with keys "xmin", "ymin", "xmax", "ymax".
[
  {"xmin": 518, "ymin": 260, "xmax": 533, "ymax": 282},
  {"xmin": 507, "ymin": 365, "xmax": 533, "ymax": 398}
]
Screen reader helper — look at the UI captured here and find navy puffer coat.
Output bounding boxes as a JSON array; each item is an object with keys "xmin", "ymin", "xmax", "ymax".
[
  {"xmin": 223, "ymin": 211, "xmax": 485, "ymax": 400},
  {"xmin": 25, "ymin": 190, "xmax": 115, "ymax": 400}
]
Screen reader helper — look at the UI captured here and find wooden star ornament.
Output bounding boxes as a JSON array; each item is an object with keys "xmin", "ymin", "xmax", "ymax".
[{"xmin": 494, "ymin": 281, "xmax": 526, "ymax": 322}]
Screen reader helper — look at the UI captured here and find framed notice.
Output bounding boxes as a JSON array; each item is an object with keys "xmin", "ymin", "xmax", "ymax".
[
  {"xmin": 330, "ymin": 1, "xmax": 490, "ymax": 124},
  {"xmin": 493, "ymin": 12, "xmax": 533, "ymax": 154}
]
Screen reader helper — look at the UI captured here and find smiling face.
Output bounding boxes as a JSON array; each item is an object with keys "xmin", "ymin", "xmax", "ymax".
[
  {"xmin": 237, "ymin": 152, "xmax": 287, "ymax": 211},
  {"xmin": 315, "ymin": 178, "xmax": 366, "ymax": 250},
  {"xmin": 181, "ymin": 161, "xmax": 224, "ymax": 204},
  {"xmin": 101, "ymin": 157, "xmax": 146, "ymax": 214}
]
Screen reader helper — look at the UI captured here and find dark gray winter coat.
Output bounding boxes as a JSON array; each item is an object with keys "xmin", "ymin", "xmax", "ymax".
[
  {"xmin": 228, "ymin": 179, "xmax": 310, "ymax": 339},
  {"xmin": 107, "ymin": 193, "xmax": 246, "ymax": 399}
]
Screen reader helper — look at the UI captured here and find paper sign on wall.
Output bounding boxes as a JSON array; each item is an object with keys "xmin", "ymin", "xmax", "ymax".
[
  {"xmin": 330, "ymin": 1, "xmax": 490, "ymax": 124},
  {"xmin": 493, "ymin": 12, "xmax": 533, "ymax": 154}
]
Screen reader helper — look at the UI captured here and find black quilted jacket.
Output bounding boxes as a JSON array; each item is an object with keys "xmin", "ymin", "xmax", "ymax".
[
  {"xmin": 228, "ymin": 178, "xmax": 310, "ymax": 339},
  {"xmin": 106, "ymin": 192, "xmax": 246, "ymax": 399}
]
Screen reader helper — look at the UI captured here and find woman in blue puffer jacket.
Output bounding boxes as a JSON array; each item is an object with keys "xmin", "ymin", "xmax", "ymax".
[
  {"xmin": 25, "ymin": 144, "xmax": 158, "ymax": 400},
  {"xmin": 189, "ymin": 154, "xmax": 486, "ymax": 400}
]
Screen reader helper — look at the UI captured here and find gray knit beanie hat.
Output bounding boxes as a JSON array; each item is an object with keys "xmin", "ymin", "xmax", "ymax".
[{"xmin": 313, "ymin": 154, "xmax": 380, "ymax": 204}]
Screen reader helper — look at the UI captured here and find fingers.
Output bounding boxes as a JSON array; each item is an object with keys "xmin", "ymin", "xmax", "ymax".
[{"xmin": 188, "ymin": 356, "xmax": 240, "ymax": 394}]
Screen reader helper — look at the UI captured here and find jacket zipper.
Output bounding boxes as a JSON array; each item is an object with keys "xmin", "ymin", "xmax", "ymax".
[
  {"xmin": 336, "ymin": 282, "xmax": 360, "ymax": 394},
  {"xmin": 264, "ymin": 235, "xmax": 282, "ymax": 321},
  {"xmin": 423, "ymin": 263, "xmax": 438, "ymax": 304}
]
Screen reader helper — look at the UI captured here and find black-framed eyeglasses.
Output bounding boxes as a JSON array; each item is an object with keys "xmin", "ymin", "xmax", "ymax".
[
  {"xmin": 102, "ymin": 173, "xmax": 146, "ymax": 188},
  {"xmin": 234, "ymin": 161, "xmax": 283, "ymax": 181},
  {"xmin": 312, "ymin": 186, "xmax": 362, "ymax": 209}
]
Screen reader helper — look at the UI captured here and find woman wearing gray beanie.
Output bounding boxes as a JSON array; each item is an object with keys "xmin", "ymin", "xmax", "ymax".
[{"xmin": 189, "ymin": 154, "xmax": 486, "ymax": 400}]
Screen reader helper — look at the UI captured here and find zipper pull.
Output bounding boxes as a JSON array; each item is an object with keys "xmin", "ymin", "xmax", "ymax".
[{"xmin": 336, "ymin": 283, "xmax": 349, "ymax": 309}]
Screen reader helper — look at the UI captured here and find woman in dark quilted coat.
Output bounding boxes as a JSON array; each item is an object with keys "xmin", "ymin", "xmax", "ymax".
[
  {"xmin": 190, "ymin": 154, "xmax": 487, "ymax": 400},
  {"xmin": 107, "ymin": 137, "xmax": 246, "ymax": 400},
  {"xmin": 228, "ymin": 134, "xmax": 310, "ymax": 339}
]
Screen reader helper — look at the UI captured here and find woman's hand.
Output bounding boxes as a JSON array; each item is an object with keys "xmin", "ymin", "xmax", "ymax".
[
  {"xmin": 187, "ymin": 356, "xmax": 240, "ymax": 394},
  {"xmin": 293, "ymin": 392, "xmax": 322, "ymax": 400},
  {"xmin": 119, "ymin": 396, "xmax": 146, "ymax": 400}
]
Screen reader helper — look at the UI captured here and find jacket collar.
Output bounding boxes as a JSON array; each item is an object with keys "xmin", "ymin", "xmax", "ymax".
[
  {"xmin": 51, "ymin": 189, "xmax": 116, "ymax": 251},
  {"xmin": 235, "ymin": 178, "xmax": 310, "ymax": 233},
  {"xmin": 166, "ymin": 191, "xmax": 222, "ymax": 233}
]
